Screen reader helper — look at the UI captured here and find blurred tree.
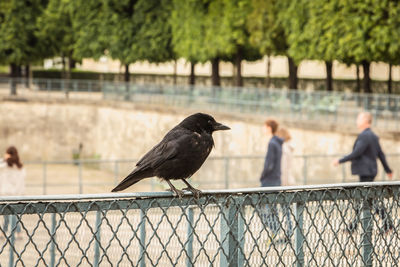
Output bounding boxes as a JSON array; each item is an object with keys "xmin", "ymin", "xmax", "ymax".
[
  {"xmin": 286, "ymin": 0, "xmax": 340, "ymax": 91},
  {"xmin": 0, "ymin": 0, "xmax": 47, "ymax": 94},
  {"xmin": 334, "ymin": 0, "xmax": 383, "ymax": 93},
  {"xmin": 103, "ymin": 0, "xmax": 175, "ymax": 83},
  {"xmin": 71, "ymin": 0, "xmax": 108, "ymax": 60},
  {"xmin": 172, "ymin": 0, "xmax": 260, "ymax": 87},
  {"xmin": 37, "ymin": 0, "xmax": 78, "ymax": 80},
  {"xmin": 171, "ymin": 0, "xmax": 225, "ymax": 86},
  {"xmin": 248, "ymin": 0, "xmax": 298, "ymax": 89},
  {"xmin": 132, "ymin": 0, "xmax": 175, "ymax": 64},
  {"xmin": 102, "ymin": 0, "xmax": 137, "ymax": 82},
  {"xmin": 369, "ymin": 0, "xmax": 400, "ymax": 94},
  {"xmin": 205, "ymin": 0, "xmax": 261, "ymax": 87},
  {"xmin": 171, "ymin": 0, "xmax": 210, "ymax": 85}
]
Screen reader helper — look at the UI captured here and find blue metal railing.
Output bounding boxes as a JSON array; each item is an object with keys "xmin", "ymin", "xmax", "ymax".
[
  {"xmin": 0, "ymin": 182, "xmax": 399, "ymax": 266},
  {"xmin": 1, "ymin": 77, "xmax": 400, "ymax": 130}
]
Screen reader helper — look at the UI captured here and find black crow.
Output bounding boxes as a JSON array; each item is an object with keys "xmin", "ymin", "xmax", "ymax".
[{"xmin": 111, "ymin": 113, "xmax": 230, "ymax": 198}]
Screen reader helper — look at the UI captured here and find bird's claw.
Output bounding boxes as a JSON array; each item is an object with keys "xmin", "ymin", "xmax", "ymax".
[
  {"xmin": 166, "ymin": 188, "xmax": 184, "ymax": 199},
  {"xmin": 182, "ymin": 187, "xmax": 202, "ymax": 199}
]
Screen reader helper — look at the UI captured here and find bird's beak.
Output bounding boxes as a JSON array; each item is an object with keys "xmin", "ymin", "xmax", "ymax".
[{"xmin": 213, "ymin": 122, "xmax": 230, "ymax": 131}]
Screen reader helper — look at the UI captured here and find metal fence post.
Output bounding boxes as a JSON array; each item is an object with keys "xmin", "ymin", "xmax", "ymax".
[
  {"xmin": 139, "ymin": 209, "xmax": 146, "ymax": 267},
  {"xmin": 302, "ymin": 156, "xmax": 308, "ymax": 185},
  {"xmin": 237, "ymin": 207, "xmax": 245, "ymax": 266},
  {"xmin": 8, "ymin": 215, "xmax": 16, "ymax": 267},
  {"xmin": 78, "ymin": 161, "xmax": 83, "ymax": 194},
  {"xmin": 341, "ymin": 164, "xmax": 346, "ymax": 183},
  {"xmin": 220, "ymin": 198, "xmax": 242, "ymax": 267},
  {"xmin": 47, "ymin": 79, "xmax": 51, "ymax": 92},
  {"xmin": 224, "ymin": 158, "xmax": 230, "ymax": 189},
  {"xmin": 50, "ymin": 213, "xmax": 56, "ymax": 267},
  {"xmin": 114, "ymin": 161, "xmax": 119, "ymax": 186},
  {"xmin": 361, "ymin": 199, "xmax": 373, "ymax": 267},
  {"xmin": 43, "ymin": 162, "xmax": 47, "ymax": 195},
  {"xmin": 93, "ymin": 211, "xmax": 101, "ymax": 267},
  {"xmin": 295, "ymin": 202, "xmax": 305, "ymax": 267},
  {"xmin": 185, "ymin": 207, "xmax": 194, "ymax": 267}
]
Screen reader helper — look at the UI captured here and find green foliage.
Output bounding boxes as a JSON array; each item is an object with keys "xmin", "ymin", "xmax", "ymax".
[
  {"xmin": 205, "ymin": 0, "xmax": 260, "ymax": 61},
  {"xmin": 71, "ymin": 0, "xmax": 108, "ymax": 59},
  {"xmin": 1, "ymin": 0, "xmax": 400, "ymax": 87},
  {"xmin": 369, "ymin": 0, "xmax": 400, "ymax": 64},
  {"xmin": 36, "ymin": 0, "xmax": 76, "ymax": 60},
  {"xmin": 102, "ymin": 0, "xmax": 138, "ymax": 65},
  {"xmin": 170, "ymin": 0, "xmax": 209, "ymax": 63},
  {"xmin": 131, "ymin": 0, "xmax": 175, "ymax": 63},
  {"xmin": 0, "ymin": 0, "xmax": 46, "ymax": 65},
  {"xmin": 172, "ymin": 0, "xmax": 260, "ymax": 64},
  {"xmin": 247, "ymin": 0, "xmax": 287, "ymax": 56},
  {"xmin": 103, "ymin": 0, "xmax": 175, "ymax": 65}
]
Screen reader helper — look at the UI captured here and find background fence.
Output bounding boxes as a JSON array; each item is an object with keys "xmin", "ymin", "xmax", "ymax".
[
  {"xmin": 1, "ymin": 77, "xmax": 400, "ymax": 131},
  {"xmin": 0, "ymin": 182, "xmax": 399, "ymax": 266},
  {"xmin": 22, "ymin": 154, "xmax": 399, "ymax": 195}
]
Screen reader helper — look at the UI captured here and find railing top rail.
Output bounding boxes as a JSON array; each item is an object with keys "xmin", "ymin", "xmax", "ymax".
[
  {"xmin": 1, "ymin": 181, "xmax": 399, "ymax": 203},
  {"xmin": 22, "ymin": 153, "xmax": 400, "ymax": 164}
]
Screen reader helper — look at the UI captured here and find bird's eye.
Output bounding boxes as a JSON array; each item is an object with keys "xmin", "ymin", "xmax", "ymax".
[{"xmin": 208, "ymin": 120, "xmax": 212, "ymax": 124}]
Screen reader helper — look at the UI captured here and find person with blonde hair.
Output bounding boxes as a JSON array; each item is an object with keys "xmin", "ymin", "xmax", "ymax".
[
  {"xmin": 275, "ymin": 127, "xmax": 294, "ymax": 239},
  {"xmin": 276, "ymin": 127, "xmax": 295, "ymax": 186}
]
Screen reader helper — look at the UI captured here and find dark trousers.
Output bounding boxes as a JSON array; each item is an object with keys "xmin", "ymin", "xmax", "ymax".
[{"xmin": 348, "ymin": 175, "xmax": 393, "ymax": 232}]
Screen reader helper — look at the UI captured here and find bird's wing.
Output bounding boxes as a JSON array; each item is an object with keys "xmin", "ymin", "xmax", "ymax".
[{"xmin": 135, "ymin": 139, "xmax": 179, "ymax": 170}]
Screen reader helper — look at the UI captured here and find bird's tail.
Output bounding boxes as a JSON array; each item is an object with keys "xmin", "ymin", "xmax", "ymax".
[{"xmin": 111, "ymin": 168, "xmax": 153, "ymax": 192}]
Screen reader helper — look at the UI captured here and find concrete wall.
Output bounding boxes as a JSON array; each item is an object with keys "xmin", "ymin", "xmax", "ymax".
[{"xmin": 1, "ymin": 99, "xmax": 399, "ymax": 186}]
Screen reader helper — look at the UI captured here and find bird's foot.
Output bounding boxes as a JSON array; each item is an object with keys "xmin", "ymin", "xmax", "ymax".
[
  {"xmin": 166, "ymin": 188, "xmax": 184, "ymax": 199},
  {"xmin": 182, "ymin": 187, "xmax": 202, "ymax": 199}
]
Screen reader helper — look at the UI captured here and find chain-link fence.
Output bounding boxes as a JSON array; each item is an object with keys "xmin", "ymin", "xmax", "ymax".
[
  {"xmin": 22, "ymin": 154, "xmax": 400, "ymax": 195},
  {"xmin": 0, "ymin": 182, "xmax": 399, "ymax": 266},
  {"xmin": 1, "ymin": 77, "xmax": 400, "ymax": 131}
]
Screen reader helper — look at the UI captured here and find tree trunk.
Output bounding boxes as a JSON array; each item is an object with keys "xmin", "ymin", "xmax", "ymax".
[
  {"xmin": 189, "ymin": 62, "xmax": 195, "ymax": 85},
  {"xmin": 388, "ymin": 63, "xmax": 392, "ymax": 94},
  {"xmin": 211, "ymin": 58, "xmax": 220, "ymax": 86},
  {"xmin": 288, "ymin": 57, "xmax": 298, "ymax": 89},
  {"xmin": 356, "ymin": 64, "xmax": 361, "ymax": 93},
  {"xmin": 24, "ymin": 65, "xmax": 30, "ymax": 88},
  {"xmin": 124, "ymin": 63, "xmax": 130, "ymax": 100},
  {"xmin": 61, "ymin": 56, "xmax": 66, "ymax": 79},
  {"xmin": 325, "ymin": 61, "xmax": 333, "ymax": 91},
  {"xmin": 124, "ymin": 63, "xmax": 130, "ymax": 82},
  {"xmin": 235, "ymin": 48, "xmax": 243, "ymax": 87},
  {"xmin": 17, "ymin": 65, "xmax": 22, "ymax": 77},
  {"xmin": 10, "ymin": 63, "xmax": 18, "ymax": 95},
  {"xmin": 69, "ymin": 58, "xmax": 76, "ymax": 69},
  {"xmin": 265, "ymin": 56, "xmax": 271, "ymax": 88},
  {"xmin": 173, "ymin": 60, "xmax": 177, "ymax": 85},
  {"xmin": 362, "ymin": 60, "xmax": 371, "ymax": 93},
  {"xmin": 66, "ymin": 56, "xmax": 72, "ymax": 80}
]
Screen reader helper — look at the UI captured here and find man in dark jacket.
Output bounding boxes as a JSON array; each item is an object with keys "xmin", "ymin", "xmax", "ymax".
[
  {"xmin": 334, "ymin": 112, "xmax": 393, "ymax": 233},
  {"xmin": 260, "ymin": 119, "xmax": 285, "ymax": 240}
]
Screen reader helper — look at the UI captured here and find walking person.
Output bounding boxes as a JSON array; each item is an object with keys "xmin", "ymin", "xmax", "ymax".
[
  {"xmin": 276, "ymin": 127, "xmax": 294, "ymax": 237},
  {"xmin": 276, "ymin": 128, "xmax": 296, "ymax": 187},
  {"xmin": 0, "ymin": 146, "xmax": 26, "ymax": 239},
  {"xmin": 333, "ymin": 112, "xmax": 393, "ymax": 234},
  {"xmin": 260, "ymin": 119, "xmax": 284, "ymax": 242}
]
